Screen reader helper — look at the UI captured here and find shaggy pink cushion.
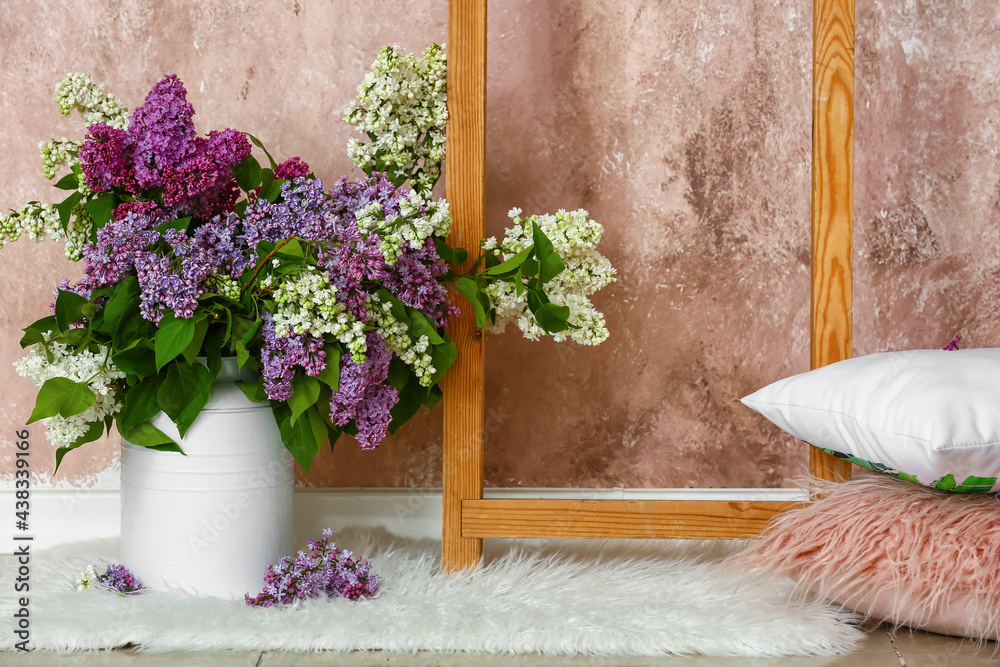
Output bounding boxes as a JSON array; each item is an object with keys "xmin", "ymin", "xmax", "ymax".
[{"xmin": 737, "ymin": 474, "xmax": 1000, "ymax": 641}]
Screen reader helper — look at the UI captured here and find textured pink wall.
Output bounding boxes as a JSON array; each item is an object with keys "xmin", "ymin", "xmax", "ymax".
[
  {"xmin": 853, "ymin": 1, "xmax": 1000, "ymax": 356},
  {"xmin": 4, "ymin": 1, "xmax": 990, "ymax": 490}
]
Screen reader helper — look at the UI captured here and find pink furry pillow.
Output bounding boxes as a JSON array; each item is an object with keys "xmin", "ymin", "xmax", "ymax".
[{"xmin": 737, "ymin": 475, "xmax": 1000, "ymax": 640}]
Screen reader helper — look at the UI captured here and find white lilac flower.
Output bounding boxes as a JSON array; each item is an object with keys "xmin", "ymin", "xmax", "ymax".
[
  {"xmin": 39, "ymin": 138, "xmax": 82, "ymax": 180},
  {"xmin": 270, "ymin": 269, "xmax": 368, "ymax": 362},
  {"xmin": 55, "ymin": 72, "xmax": 129, "ymax": 129},
  {"xmin": 14, "ymin": 340, "xmax": 125, "ymax": 448},
  {"xmin": 344, "ymin": 44, "xmax": 447, "ymax": 194},
  {"xmin": 356, "ymin": 191, "xmax": 451, "ymax": 266},
  {"xmin": 365, "ymin": 295, "xmax": 436, "ymax": 386},
  {"xmin": 77, "ymin": 565, "xmax": 98, "ymax": 591},
  {"xmin": 483, "ymin": 208, "xmax": 616, "ymax": 346}
]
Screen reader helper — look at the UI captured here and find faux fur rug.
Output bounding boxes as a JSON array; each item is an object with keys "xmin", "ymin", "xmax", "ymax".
[{"xmin": 0, "ymin": 528, "xmax": 863, "ymax": 656}]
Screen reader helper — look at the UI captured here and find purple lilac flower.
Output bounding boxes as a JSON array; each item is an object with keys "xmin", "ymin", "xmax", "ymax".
[
  {"xmin": 943, "ymin": 335, "xmax": 962, "ymax": 351},
  {"xmin": 75, "ymin": 205, "xmax": 162, "ymax": 292},
  {"xmin": 329, "ymin": 332, "xmax": 398, "ymax": 450},
  {"xmin": 240, "ymin": 177, "xmax": 344, "ymax": 251},
  {"xmin": 78, "ymin": 123, "xmax": 136, "ymax": 192},
  {"xmin": 97, "ymin": 564, "xmax": 145, "ymax": 595},
  {"xmin": 317, "ymin": 224, "xmax": 387, "ymax": 318},
  {"xmin": 327, "ymin": 172, "xmax": 401, "ymax": 219},
  {"xmin": 245, "ymin": 528, "xmax": 380, "ymax": 607},
  {"xmin": 383, "ymin": 237, "xmax": 455, "ymax": 328},
  {"xmin": 193, "ymin": 214, "xmax": 251, "ymax": 279},
  {"xmin": 133, "ymin": 218, "xmax": 249, "ymax": 322},
  {"xmin": 161, "ymin": 130, "xmax": 251, "ymax": 219},
  {"xmin": 125, "ymin": 75, "xmax": 197, "ymax": 189},
  {"xmin": 274, "ymin": 156, "xmax": 310, "ymax": 180},
  {"xmin": 205, "ymin": 128, "xmax": 252, "ymax": 167},
  {"xmin": 260, "ymin": 313, "xmax": 327, "ymax": 401},
  {"xmin": 134, "ymin": 252, "xmax": 198, "ymax": 322}
]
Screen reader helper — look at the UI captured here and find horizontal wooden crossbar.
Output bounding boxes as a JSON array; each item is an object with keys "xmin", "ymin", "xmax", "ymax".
[{"xmin": 461, "ymin": 499, "xmax": 804, "ymax": 540}]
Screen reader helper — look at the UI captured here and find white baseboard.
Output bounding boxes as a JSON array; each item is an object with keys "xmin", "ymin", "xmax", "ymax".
[{"xmin": 1, "ymin": 487, "xmax": 807, "ymax": 554}]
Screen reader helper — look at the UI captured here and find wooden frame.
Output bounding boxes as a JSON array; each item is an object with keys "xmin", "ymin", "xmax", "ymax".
[{"xmin": 442, "ymin": 0, "xmax": 854, "ymax": 571}]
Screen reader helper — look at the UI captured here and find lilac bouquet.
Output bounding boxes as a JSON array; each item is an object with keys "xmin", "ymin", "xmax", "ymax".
[
  {"xmin": 77, "ymin": 564, "xmax": 146, "ymax": 596},
  {"xmin": 245, "ymin": 529, "xmax": 380, "ymax": 606},
  {"xmin": 5, "ymin": 45, "xmax": 616, "ymax": 471}
]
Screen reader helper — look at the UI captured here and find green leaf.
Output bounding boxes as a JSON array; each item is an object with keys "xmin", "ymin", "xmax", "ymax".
[
  {"xmin": 236, "ymin": 316, "xmax": 262, "ymax": 348},
  {"xmin": 20, "ymin": 328, "xmax": 47, "ymax": 348},
  {"xmin": 96, "ymin": 277, "xmax": 141, "ymax": 335},
  {"xmin": 485, "ymin": 246, "xmax": 533, "ymax": 276},
  {"xmin": 53, "ymin": 172, "xmax": 80, "ymax": 191},
  {"xmin": 55, "ymin": 191, "xmax": 83, "ymax": 226},
  {"xmin": 54, "ymin": 421, "xmax": 104, "ymax": 471},
  {"xmin": 532, "ymin": 302, "xmax": 571, "ymax": 334},
  {"xmin": 235, "ymin": 379, "xmax": 269, "ymax": 403},
  {"xmin": 157, "ymin": 362, "xmax": 213, "ymax": 437},
  {"xmin": 258, "ymin": 168, "xmax": 275, "ymax": 200},
  {"xmin": 233, "ymin": 154, "xmax": 262, "ymax": 192},
  {"xmin": 181, "ymin": 316, "xmax": 210, "ymax": 364},
  {"xmin": 388, "ymin": 376, "xmax": 423, "ymax": 434},
  {"xmin": 408, "ymin": 309, "xmax": 445, "ymax": 345},
  {"xmin": 154, "ymin": 217, "xmax": 192, "ymax": 235},
  {"xmin": 455, "ymin": 277, "xmax": 488, "ymax": 327},
  {"xmin": 54, "ymin": 289, "xmax": 88, "ymax": 332},
  {"xmin": 20, "ymin": 315, "xmax": 57, "ymax": 348},
  {"xmin": 117, "ymin": 374, "xmax": 162, "ymax": 434},
  {"xmin": 421, "ymin": 383, "xmax": 443, "ymax": 410},
  {"xmin": 306, "ymin": 408, "xmax": 329, "ymax": 453},
  {"xmin": 154, "ymin": 314, "xmax": 196, "ymax": 372},
  {"xmin": 84, "ymin": 192, "xmax": 117, "ymax": 229},
  {"xmin": 273, "ymin": 239, "xmax": 305, "ymax": 261},
  {"xmin": 316, "ymin": 346, "xmax": 341, "ymax": 389},
  {"xmin": 246, "ymin": 133, "xmax": 278, "ymax": 169},
  {"xmin": 264, "ymin": 178, "xmax": 286, "ymax": 203},
  {"xmin": 27, "ymin": 377, "xmax": 96, "ymax": 423},
  {"xmin": 275, "ymin": 404, "xmax": 321, "ymax": 472},
  {"xmin": 433, "ymin": 237, "xmax": 468, "ymax": 265},
  {"xmin": 530, "ymin": 222, "xmax": 565, "ymax": 283},
  {"xmin": 61, "ymin": 327, "xmax": 90, "ymax": 346},
  {"xmin": 235, "ymin": 340, "xmax": 250, "ymax": 368},
  {"xmin": 111, "ymin": 339, "xmax": 156, "ymax": 377},
  {"xmin": 288, "ymin": 375, "xmax": 320, "ymax": 425},
  {"xmin": 539, "ymin": 253, "xmax": 565, "ymax": 284},
  {"xmin": 203, "ymin": 326, "xmax": 225, "ymax": 376},
  {"xmin": 120, "ymin": 421, "xmax": 177, "ymax": 449},
  {"xmin": 114, "ymin": 300, "xmax": 154, "ymax": 350},
  {"xmin": 429, "ymin": 339, "xmax": 458, "ymax": 385},
  {"xmin": 386, "ymin": 357, "xmax": 410, "ymax": 390}
]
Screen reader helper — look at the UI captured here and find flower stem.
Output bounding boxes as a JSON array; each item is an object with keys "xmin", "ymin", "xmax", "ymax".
[{"xmin": 240, "ymin": 236, "xmax": 299, "ymax": 296}]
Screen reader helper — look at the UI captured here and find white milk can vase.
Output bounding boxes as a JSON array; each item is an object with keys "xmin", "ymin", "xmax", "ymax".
[{"xmin": 120, "ymin": 358, "xmax": 293, "ymax": 599}]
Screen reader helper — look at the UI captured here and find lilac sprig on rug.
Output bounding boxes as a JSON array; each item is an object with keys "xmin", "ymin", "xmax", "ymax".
[
  {"xmin": 943, "ymin": 335, "xmax": 962, "ymax": 350},
  {"xmin": 77, "ymin": 564, "xmax": 145, "ymax": 596},
  {"xmin": 245, "ymin": 529, "xmax": 380, "ymax": 607}
]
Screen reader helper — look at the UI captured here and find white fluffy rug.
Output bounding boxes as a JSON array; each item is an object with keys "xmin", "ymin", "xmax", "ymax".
[{"xmin": 0, "ymin": 528, "xmax": 863, "ymax": 656}]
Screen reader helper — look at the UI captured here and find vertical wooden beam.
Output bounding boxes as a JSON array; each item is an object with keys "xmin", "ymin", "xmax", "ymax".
[
  {"xmin": 441, "ymin": 0, "xmax": 487, "ymax": 572},
  {"xmin": 811, "ymin": 0, "xmax": 854, "ymax": 482}
]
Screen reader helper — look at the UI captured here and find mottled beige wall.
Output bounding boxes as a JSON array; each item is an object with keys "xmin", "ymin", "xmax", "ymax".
[{"xmin": 3, "ymin": 1, "xmax": 992, "ymax": 490}]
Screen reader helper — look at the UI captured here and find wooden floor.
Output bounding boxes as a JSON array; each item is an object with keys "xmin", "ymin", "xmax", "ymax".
[{"xmin": 6, "ymin": 627, "xmax": 996, "ymax": 665}]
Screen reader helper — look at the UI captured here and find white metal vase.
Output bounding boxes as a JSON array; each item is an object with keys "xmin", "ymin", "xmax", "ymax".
[{"xmin": 120, "ymin": 358, "xmax": 293, "ymax": 599}]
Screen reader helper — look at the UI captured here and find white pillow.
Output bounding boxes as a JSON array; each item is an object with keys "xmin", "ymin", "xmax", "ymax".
[{"xmin": 741, "ymin": 349, "xmax": 1000, "ymax": 493}]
